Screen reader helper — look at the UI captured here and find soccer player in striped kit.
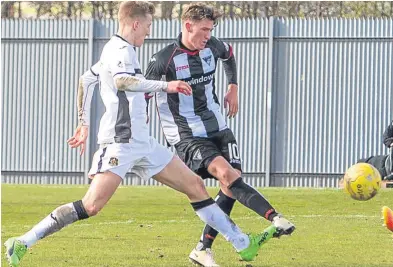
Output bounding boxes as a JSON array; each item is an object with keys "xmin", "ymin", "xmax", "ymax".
[{"xmin": 145, "ymin": 3, "xmax": 296, "ymax": 266}]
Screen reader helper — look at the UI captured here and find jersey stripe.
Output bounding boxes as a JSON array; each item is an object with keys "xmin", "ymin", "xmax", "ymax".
[{"xmin": 114, "ymin": 91, "xmax": 132, "ymax": 143}]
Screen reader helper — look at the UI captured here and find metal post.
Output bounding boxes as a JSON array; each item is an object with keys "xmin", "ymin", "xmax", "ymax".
[{"xmin": 265, "ymin": 16, "xmax": 275, "ymax": 187}]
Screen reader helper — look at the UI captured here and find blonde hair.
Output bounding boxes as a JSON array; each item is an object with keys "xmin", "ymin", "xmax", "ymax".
[
  {"xmin": 181, "ymin": 3, "xmax": 222, "ymax": 25},
  {"xmin": 118, "ymin": 1, "xmax": 155, "ymax": 22}
]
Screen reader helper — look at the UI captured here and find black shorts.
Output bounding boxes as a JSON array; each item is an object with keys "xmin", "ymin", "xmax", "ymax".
[
  {"xmin": 358, "ymin": 155, "xmax": 389, "ymax": 178},
  {"xmin": 174, "ymin": 128, "xmax": 242, "ymax": 179}
]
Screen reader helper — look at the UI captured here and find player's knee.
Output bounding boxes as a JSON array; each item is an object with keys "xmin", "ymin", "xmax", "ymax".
[{"xmin": 216, "ymin": 167, "xmax": 238, "ymax": 186}]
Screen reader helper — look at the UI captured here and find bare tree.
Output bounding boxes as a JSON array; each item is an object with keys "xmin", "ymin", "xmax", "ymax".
[
  {"xmin": 108, "ymin": 1, "xmax": 114, "ymax": 18},
  {"xmin": 252, "ymin": 1, "xmax": 258, "ymax": 18},
  {"xmin": 1, "ymin": 1, "xmax": 15, "ymax": 18},
  {"xmin": 2, "ymin": 1, "xmax": 392, "ymax": 19},
  {"xmin": 161, "ymin": 1, "xmax": 175, "ymax": 19},
  {"xmin": 67, "ymin": 1, "xmax": 73, "ymax": 18}
]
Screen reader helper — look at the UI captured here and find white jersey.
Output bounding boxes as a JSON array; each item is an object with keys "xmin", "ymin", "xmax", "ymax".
[
  {"xmin": 78, "ymin": 36, "xmax": 174, "ymax": 180},
  {"xmin": 97, "ymin": 35, "xmax": 148, "ymax": 144}
]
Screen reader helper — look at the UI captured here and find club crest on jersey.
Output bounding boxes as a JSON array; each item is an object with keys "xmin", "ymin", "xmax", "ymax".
[
  {"xmin": 202, "ymin": 55, "xmax": 212, "ymax": 66},
  {"xmin": 109, "ymin": 157, "xmax": 119, "ymax": 166},
  {"xmin": 117, "ymin": 61, "xmax": 124, "ymax": 68}
]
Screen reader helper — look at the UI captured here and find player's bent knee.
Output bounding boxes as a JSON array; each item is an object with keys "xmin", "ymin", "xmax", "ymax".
[
  {"xmin": 209, "ymin": 157, "xmax": 238, "ymax": 184},
  {"xmin": 216, "ymin": 167, "xmax": 238, "ymax": 186}
]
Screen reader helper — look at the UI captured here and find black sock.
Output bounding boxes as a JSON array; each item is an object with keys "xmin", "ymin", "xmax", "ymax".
[
  {"xmin": 198, "ymin": 190, "xmax": 236, "ymax": 250},
  {"xmin": 190, "ymin": 198, "xmax": 215, "ymax": 211},
  {"xmin": 73, "ymin": 200, "xmax": 89, "ymax": 220},
  {"xmin": 228, "ymin": 177, "xmax": 278, "ymax": 221}
]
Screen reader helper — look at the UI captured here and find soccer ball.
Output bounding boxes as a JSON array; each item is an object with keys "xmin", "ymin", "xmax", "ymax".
[{"xmin": 343, "ymin": 163, "xmax": 382, "ymax": 201}]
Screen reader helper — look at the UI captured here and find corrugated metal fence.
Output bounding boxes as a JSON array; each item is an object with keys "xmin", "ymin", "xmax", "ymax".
[{"xmin": 2, "ymin": 18, "xmax": 392, "ymax": 187}]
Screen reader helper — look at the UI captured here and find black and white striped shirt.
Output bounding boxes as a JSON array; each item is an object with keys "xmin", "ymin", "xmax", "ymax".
[{"xmin": 145, "ymin": 33, "xmax": 237, "ymax": 146}]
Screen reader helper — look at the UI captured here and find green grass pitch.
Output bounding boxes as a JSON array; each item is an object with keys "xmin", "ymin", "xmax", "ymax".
[{"xmin": 2, "ymin": 185, "xmax": 393, "ymax": 266}]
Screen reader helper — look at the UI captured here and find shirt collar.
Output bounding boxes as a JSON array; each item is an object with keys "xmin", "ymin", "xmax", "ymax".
[
  {"xmin": 113, "ymin": 34, "xmax": 135, "ymax": 49},
  {"xmin": 175, "ymin": 33, "xmax": 199, "ymax": 56}
]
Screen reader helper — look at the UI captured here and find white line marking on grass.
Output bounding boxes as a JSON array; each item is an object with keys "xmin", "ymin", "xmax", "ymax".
[
  {"xmin": 67, "ymin": 214, "xmax": 382, "ymax": 227},
  {"xmin": 12, "ymin": 214, "xmax": 379, "ymax": 230},
  {"xmin": 295, "ymin": 214, "xmax": 379, "ymax": 218}
]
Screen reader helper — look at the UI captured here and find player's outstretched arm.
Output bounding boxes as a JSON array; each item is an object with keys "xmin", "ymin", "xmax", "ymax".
[
  {"xmin": 68, "ymin": 64, "xmax": 100, "ymax": 155},
  {"xmin": 113, "ymin": 47, "xmax": 191, "ymax": 95},
  {"xmin": 115, "ymin": 76, "xmax": 192, "ymax": 95},
  {"xmin": 77, "ymin": 64, "xmax": 100, "ymax": 127}
]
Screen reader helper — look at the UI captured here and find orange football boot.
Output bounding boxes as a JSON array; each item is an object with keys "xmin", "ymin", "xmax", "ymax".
[{"xmin": 382, "ymin": 206, "xmax": 393, "ymax": 232}]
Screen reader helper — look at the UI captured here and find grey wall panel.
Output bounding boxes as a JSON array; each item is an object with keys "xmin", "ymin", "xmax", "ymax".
[
  {"xmin": 94, "ymin": 18, "xmax": 269, "ymax": 39},
  {"xmin": 272, "ymin": 20, "xmax": 392, "ymax": 179},
  {"xmin": 271, "ymin": 173, "xmax": 342, "ymax": 188},
  {"xmin": 273, "ymin": 40, "xmax": 392, "ymax": 173},
  {"xmin": 1, "ymin": 172, "xmax": 85, "ymax": 184},
  {"xmin": 275, "ymin": 18, "xmax": 393, "ymax": 38},
  {"xmin": 2, "ymin": 19, "xmax": 90, "ymax": 39},
  {"xmin": 2, "ymin": 40, "xmax": 90, "ymax": 172}
]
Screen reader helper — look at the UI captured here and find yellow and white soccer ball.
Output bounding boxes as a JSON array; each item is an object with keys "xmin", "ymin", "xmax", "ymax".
[{"xmin": 343, "ymin": 163, "xmax": 382, "ymax": 201}]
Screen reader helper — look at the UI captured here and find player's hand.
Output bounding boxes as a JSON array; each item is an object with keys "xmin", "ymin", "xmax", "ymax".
[
  {"xmin": 166, "ymin": 81, "xmax": 192, "ymax": 96},
  {"xmin": 67, "ymin": 125, "xmax": 89, "ymax": 155},
  {"xmin": 146, "ymin": 114, "xmax": 150, "ymax": 124},
  {"xmin": 224, "ymin": 84, "xmax": 239, "ymax": 118}
]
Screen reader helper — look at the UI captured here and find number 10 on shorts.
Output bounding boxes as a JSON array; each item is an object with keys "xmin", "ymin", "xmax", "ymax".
[{"xmin": 228, "ymin": 143, "xmax": 241, "ymax": 162}]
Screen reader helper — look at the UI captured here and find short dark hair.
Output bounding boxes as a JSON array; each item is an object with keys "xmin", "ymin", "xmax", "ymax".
[
  {"xmin": 181, "ymin": 3, "xmax": 222, "ymax": 25},
  {"xmin": 118, "ymin": 1, "xmax": 155, "ymax": 22}
]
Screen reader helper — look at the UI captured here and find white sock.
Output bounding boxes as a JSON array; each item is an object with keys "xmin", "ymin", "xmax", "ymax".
[
  {"xmin": 18, "ymin": 203, "xmax": 80, "ymax": 248},
  {"xmin": 195, "ymin": 203, "xmax": 250, "ymax": 251},
  {"xmin": 17, "ymin": 230, "xmax": 38, "ymax": 248}
]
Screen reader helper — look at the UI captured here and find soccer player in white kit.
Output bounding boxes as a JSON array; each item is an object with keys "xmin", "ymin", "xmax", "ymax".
[{"xmin": 4, "ymin": 2, "xmax": 279, "ymax": 266}]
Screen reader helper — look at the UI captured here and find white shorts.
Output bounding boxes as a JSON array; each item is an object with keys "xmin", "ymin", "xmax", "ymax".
[{"xmin": 88, "ymin": 137, "xmax": 174, "ymax": 180}]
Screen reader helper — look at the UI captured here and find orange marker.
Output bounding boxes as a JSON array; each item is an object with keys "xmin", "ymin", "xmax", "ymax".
[{"xmin": 382, "ymin": 206, "xmax": 393, "ymax": 232}]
